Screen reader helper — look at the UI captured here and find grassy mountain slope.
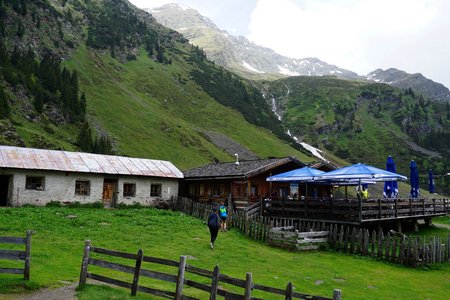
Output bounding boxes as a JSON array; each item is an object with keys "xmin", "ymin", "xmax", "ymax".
[
  {"xmin": 263, "ymin": 76, "xmax": 450, "ymax": 193},
  {"xmin": 66, "ymin": 44, "xmax": 311, "ymax": 168},
  {"xmin": 0, "ymin": 0, "xmax": 311, "ymax": 169}
]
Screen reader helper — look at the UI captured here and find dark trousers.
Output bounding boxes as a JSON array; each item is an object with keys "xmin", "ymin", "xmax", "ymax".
[{"xmin": 209, "ymin": 226, "xmax": 219, "ymax": 244}]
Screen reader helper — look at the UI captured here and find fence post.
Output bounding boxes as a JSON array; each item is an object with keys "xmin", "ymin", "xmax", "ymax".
[
  {"xmin": 175, "ymin": 255, "xmax": 187, "ymax": 300},
  {"xmin": 447, "ymin": 234, "xmax": 450, "ymax": 262},
  {"xmin": 333, "ymin": 289, "xmax": 342, "ymax": 300},
  {"xmin": 285, "ymin": 282, "xmax": 293, "ymax": 300},
  {"xmin": 24, "ymin": 230, "xmax": 32, "ymax": 280},
  {"xmin": 131, "ymin": 249, "xmax": 143, "ymax": 296},
  {"xmin": 79, "ymin": 240, "xmax": 91, "ymax": 285},
  {"xmin": 244, "ymin": 272, "xmax": 253, "ymax": 300},
  {"xmin": 209, "ymin": 265, "xmax": 220, "ymax": 300}
]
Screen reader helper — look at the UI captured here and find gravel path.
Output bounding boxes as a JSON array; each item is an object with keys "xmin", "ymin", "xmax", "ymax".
[{"xmin": 1, "ymin": 283, "xmax": 77, "ymax": 300}]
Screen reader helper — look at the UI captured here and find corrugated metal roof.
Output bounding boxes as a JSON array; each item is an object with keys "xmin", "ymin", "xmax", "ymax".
[{"xmin": 0, "ymin": 146, "xmax": 183, "ymax": 179}]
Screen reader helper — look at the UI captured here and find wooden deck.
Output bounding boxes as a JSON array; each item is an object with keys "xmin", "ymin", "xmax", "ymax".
[{"xmin": 266, "ymin": 198, "xmax": 449, "ymax": 225}]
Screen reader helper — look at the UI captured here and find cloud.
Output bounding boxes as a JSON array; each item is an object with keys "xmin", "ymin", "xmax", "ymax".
[{"xmin": 248, "ymin": 0, "xmax": 449, "ymax": 85}]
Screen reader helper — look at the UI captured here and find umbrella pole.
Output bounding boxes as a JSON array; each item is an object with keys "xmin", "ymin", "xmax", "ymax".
[
  {"xmin": 305, "ymin": 182, "xmax": 308, "ymax": 200},
  {"xmin": 345, "ymin": 186, "xmax": 348, "ymax": 200}
]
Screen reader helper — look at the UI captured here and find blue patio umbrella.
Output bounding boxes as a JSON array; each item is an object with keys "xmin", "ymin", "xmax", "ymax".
[
  {"xmin": 409, "ymin": 160, "xmax": 420, "ymax": 198},
  {"xmin": 316, "ymin": 163, "xmax": 407, "ymax": 182},
  {"xmin": 266, "ymin": 166, "xmax": 325, "ymax": 182},
  {"xmin": 267, "ymin": 166, "xmax": 325, "ymax": 199},
  {"xmin": 383, "ymin": 156, "xmax": 399, "ymax": 198},
  {"xmin": 428, "ymin": 169, "xmax": 435, "ymax": 194}
]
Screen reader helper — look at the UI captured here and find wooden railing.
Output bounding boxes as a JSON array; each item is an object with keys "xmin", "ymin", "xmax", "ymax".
[
  {"xmin": 244, "ymin": 201, "xmax": 261, "ymax": 217},
  {"xmin": 267, "ymin": 198, "xmax": 449, "ymax": 223},
  {"xmin": 79, "ymin": 241, "xmax": 341, "ymax": 300},
  {"xmin": 0, "ymin": 230, "xmax": 32, "ymax": 280}
]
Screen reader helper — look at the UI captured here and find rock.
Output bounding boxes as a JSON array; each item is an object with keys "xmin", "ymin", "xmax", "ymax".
[
  {"xmin": 314, "ymin": 280, "xmax": 324, "ymax": 285},
  {"xmin": 65, "ymin": 215, "xmax": 77, "ymax": 219}
]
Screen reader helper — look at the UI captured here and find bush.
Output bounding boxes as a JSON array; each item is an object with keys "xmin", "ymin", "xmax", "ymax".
[
  {"xmin": 116, "ymin": 202, "xmax": 143, "ymax": 209},
  {"xmin": 45, "ymin": 200, "xmax": 62, "ymax": 207}
]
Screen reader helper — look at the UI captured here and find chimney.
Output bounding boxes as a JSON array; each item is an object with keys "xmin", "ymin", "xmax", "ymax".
[{"xmin": 234, "ymin": 153, "xmax": 239, "ymax": 165}]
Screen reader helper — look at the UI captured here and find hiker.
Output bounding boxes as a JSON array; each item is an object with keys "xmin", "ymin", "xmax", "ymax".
[
  {"xmin": 219, "ymin": 201, "xmax": 228, "ymax": 232},
  {"xmin": 361, "ymin": 187, "xmax": 369, "ymax": 200},
  {"xmin": 207, "ymin": 207, "xmax": 220, "ymax": 249}
]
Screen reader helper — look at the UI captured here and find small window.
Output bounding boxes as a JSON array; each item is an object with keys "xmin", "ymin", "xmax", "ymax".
[
  {"xmin": 25, "ymin": 176, "xmax": 45, "ymax": 190},
  {"xmin": 75, "ymin": 180, "xmax": 90, "ymax": 196},
  {"xmin": 251, "ymin": 185, "xmax": 258, "ymax": 197},
  {"xmin": 123, "ymin": 183, "xmax": 136, "ymax": 197},
  {"xmin": 150, "ymin": 184, "xmax": 162, "ymax": 197}
]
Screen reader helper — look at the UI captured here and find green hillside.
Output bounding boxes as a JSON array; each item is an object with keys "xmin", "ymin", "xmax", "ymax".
[
  {"xmin": 263, "ymin": 76, "xmax": 450, "ymax": 193},
  {"xmin": 0, "ymin": 0, "xmax": 311, "ymax": 169}
]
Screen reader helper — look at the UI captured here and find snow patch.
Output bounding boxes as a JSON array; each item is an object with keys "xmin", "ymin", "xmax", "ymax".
[
  {"xmin": 242, "ymin": 61, "xmax": 265, "ymax": 74},
  {"xmin": 287, "ymin": 130, "xmax": 328, "ymax": 161},
  {"xmin": 277, "ymin": 65, "xmax": 299, "ymax": 76},
  {"xmin": 300, "ymin": 142, "xmax": 327, "ymax": 161}
]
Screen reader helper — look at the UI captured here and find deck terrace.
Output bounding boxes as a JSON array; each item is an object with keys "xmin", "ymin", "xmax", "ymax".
[{"xmin": 266, "ymin": 198, "xmax": 449, "ymax": 225}]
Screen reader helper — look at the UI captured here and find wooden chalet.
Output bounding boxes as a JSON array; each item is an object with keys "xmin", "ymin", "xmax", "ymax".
[{"xmin": 182, "ymin": 157, "xmax": 304, "ymax": 210}]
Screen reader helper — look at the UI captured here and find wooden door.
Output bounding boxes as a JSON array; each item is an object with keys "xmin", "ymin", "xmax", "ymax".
[
  {"xmin": 0, "ymin": 175, "xmax": 9, "ymax": 206},
  {"xmin": 102, "ymin": 179, "xmax": 116, "ymax": 207}
]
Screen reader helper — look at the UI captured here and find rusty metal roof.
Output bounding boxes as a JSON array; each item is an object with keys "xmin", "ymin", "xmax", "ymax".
[{"xmin": 0, "ymin": 146, "xmax": 183, "ymax": 179}]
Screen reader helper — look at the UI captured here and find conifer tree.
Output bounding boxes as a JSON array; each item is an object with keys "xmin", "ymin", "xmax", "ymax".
[
  {"xmin": 77, "ymin": 122, "xmax": 93, "ymax": 152},
  {"xmin": 0, "ymin": 86, "xmax": 10, "ymax": 118}
]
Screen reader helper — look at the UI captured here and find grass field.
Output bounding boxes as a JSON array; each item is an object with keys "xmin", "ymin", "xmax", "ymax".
[{"xmin": 0, "ymin": 207, "xmax": 449, "ymax": 299}]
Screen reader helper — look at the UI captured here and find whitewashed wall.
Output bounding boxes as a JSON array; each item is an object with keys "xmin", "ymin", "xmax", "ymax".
[{"xmin": 0, "ymin": 169, "xmax": 179, "ymax": 206}]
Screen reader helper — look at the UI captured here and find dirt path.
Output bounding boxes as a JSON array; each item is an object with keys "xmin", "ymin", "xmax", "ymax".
[{"xmin": 1, "ymin": 283, "xmax": 77, "ymax": 300}]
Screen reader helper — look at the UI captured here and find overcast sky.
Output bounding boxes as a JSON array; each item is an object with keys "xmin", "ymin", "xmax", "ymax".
[{"xmin": 129, "ymin": 0, "xmax": 450, "ymax": 88}]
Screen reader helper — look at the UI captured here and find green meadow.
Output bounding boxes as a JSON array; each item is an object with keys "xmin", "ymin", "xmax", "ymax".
[{"xmin": 0, "ymin": 207, "xmax": 449, "ymax": 299}]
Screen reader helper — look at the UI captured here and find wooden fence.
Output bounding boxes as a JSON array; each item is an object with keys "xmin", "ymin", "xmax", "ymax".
[
  {"xmin": 79, "ymin": 241, "xmax": 341, "ymax": 300},
  {"xmin": 0, "ymin": 230, "xmax": 32, "ymax": 280},
  {"xmin": 268, "ymin": 227, "xmax": 330, "ymax": 251},
  {"xmin": 328, "ymin": 224, "xmax": 450, "ymax": 267}
]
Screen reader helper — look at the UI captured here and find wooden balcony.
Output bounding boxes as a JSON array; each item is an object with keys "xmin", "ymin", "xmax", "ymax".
[{"xmin": 266, "ymin": 198, "xmax": 449, "ymax": 225}]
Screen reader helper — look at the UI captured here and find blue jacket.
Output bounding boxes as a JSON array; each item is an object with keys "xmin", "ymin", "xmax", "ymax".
[{"xmin": 207, "ymin": 212, "xmax": 219, "ymax": 227}]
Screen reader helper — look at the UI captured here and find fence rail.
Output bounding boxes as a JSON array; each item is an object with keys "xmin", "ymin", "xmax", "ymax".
[
  {"xmin": 0, "ymin": 230, "xmax": 32, "ymax": 280},
  {"xmin": 79, "ymin": 241, "xmax": 340, "ymax": 300}
]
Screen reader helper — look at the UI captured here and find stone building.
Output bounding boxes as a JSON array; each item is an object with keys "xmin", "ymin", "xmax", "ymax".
[{"xmin": 0, "ymin": 146, "xmax": 183, "ymax": 207}]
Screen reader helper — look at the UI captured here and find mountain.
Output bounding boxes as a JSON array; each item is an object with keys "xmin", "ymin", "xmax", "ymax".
[
  {"xmin": 263, "ymin": 76, "xmax": 450, "ymax": 194},
  {"xmin": 0, "ymin": 0, "xmax": 311, "ymax": 169},
  {"xmin": 149, "ymin": 4, "xmax": 361, "ymax": 80},
  {"xmin": 151, "ymin": 4, "xmax": 450, "ymax": 105},
  {"xmin": 367, "ymin": 68, "xmax": 450, "ymax": 103}
]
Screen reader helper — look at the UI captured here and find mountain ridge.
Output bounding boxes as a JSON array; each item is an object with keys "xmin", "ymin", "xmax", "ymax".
[
  {"xmin": 149, "ymin": 4, "xmax": 361, "ymax": 81},
  {"xmin": 150, "ymin": 3, "xmax": 450, "ymax": 103}
]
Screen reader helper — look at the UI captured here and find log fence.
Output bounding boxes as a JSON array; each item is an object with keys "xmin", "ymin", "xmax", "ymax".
[
  {"xmin": 0, "ymin": 230, "xmax": 32, "ymax": 280},
  {"xmin": 79, "ymin": 240, "xmax": 341, "ymax": 299}
]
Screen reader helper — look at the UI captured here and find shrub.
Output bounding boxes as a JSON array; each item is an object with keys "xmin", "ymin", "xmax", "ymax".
[
  {"xmin": 45, "ymin": 201, "xmax": 62, "ymax": 207},
  {"xmin": 116, "ymin": 202, "xmax": 143, "ymax": 209}
]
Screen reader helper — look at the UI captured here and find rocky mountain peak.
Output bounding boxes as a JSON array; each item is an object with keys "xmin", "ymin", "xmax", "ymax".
[{"xmin": 149, "ymin": 4, "xmax": 361, "ymax": 80}]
